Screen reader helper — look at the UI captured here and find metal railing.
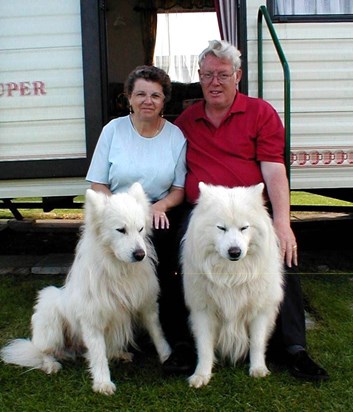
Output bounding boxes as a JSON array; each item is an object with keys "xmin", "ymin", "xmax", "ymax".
[{"xmin": 257, "ymin": 5, "xmax": 291, "ymax": 183}]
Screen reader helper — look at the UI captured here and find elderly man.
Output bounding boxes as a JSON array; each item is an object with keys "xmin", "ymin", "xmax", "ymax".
[{"xmin": 163, "ymin": 40, "xmax": 328, "ymax": 382}]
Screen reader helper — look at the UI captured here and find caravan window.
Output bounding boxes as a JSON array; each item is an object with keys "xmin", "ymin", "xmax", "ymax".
[
  {"xmin": 154, "ymin": 12, "xmax": 220, "ymax": 83},
  {"xmin": 268, "ymin": 0, "xmax": 353, "ymax": 22}
]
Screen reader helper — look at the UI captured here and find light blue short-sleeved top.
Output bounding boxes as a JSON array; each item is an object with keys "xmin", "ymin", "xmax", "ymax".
[{"xmin": 86, "ymin": 115, "xmax": 187, "ymax": 201}]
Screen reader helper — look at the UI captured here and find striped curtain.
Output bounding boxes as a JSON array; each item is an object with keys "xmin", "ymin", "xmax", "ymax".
[
  {"xmin": 275, "ymin": 0, "xmax": 353, "ymax": 15},
  {"xmin": 214, "ymin": 0, "xmax": 238, "ymax": 46}
]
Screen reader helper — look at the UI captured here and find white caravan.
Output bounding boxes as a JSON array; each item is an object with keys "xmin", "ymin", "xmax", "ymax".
[{"xmin": 1, "ymin": 0, "xmax": 352, "ymax": 211}]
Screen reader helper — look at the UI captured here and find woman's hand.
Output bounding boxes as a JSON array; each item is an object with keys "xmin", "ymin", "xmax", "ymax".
[
  {"xmin": 151, "ymin": 187, "xmax": 184, "ymax": 229},
  {"xmin": 151, "ymin": 203, "xmax": 169, "ymax": 229}
]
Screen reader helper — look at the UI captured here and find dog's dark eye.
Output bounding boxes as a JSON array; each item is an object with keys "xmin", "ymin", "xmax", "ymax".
[
  {"xmin": 217, "ymin": 225, "xmax": 227, "ymax": 232},
  {"xmin": 116, "ymin": 228, "xmax": 126, "ymax": 234},
  {"xmin": 139, "ymin": 227, "xmax": 144, "ymax": 233},
  {"xmin": 240, "ymin": 225, "xmax": 249, "ymax": 231}
]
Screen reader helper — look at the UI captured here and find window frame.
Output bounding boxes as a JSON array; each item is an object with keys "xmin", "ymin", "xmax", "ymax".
[{"xmin": 267, "ymin": 0, "xmax": 353, "ymax": 23}]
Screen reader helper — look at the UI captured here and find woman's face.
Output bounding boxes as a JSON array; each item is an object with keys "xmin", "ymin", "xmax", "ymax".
[{"xmin": 129, "ymin": 79, "xmax": 165, "ymax": 121}]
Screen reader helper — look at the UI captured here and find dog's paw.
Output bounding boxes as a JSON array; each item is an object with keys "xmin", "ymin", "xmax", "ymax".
[
  {"xmin": 249, "ymin": 365, "xmax": 270, "ymax": 378},
  {"xmin": 42, "ymin": 358, "xmax": 62, "ymax": 374},
  {"xmin": 93, "ymin": 381, "xmax": 116, "ymax": 395},
  {"xmin": 188, "ymin": 373, "xmax": 212, "ymax": 388}
]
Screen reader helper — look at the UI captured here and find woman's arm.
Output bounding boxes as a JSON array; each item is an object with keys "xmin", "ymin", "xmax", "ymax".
[
  {"xmin": 152, "ymin": 186, "xmax": 184, "ymax": 229},
  {"xmin": 91, "ymin": 183, "xmax": 112, "ymax": 196}
]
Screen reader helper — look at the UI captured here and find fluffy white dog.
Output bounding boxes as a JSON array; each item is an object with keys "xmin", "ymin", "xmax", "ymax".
[
  {"xmin": 1, "ymin": 183, "xmax": 171, "ymax": 395},
  {"xmin": 181, "ymin": 182, "xmax": 284, "ymax": 388}
]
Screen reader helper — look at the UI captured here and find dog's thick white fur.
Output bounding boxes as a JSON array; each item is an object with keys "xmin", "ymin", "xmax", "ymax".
[
  {"xmin": 1, "ymin": 183, "xmax": 171, "ymax": 395},
  {"xmin": 182, "ymin": 182, "xmax": 284, "ymax": 388}
]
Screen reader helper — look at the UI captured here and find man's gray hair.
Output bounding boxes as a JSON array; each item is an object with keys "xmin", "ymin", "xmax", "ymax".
[{"xmin": 198, "ymin": 40, "xmax": 242, "ymax": 71}]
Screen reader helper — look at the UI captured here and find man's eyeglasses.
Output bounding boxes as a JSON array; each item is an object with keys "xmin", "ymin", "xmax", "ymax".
[{"xmin": 199, "ymin": 72, "xmax": 235, "ymax": 84}]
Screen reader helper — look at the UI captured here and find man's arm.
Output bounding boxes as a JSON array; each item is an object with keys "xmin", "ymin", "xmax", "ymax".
[{"xmin": 261, "ymin": 161, "xmax": 298, "ymax": 267}]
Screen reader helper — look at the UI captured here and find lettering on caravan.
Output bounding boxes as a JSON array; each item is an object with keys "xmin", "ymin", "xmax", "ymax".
[{"xmin": 0, "ymin": 81, "xmax": 47, "ymax": 97}]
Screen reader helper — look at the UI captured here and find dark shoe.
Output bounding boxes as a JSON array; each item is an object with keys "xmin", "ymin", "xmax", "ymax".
[
  {"xmin": 288, "ymin": 350, "xmax": 329, "ymax": 381},
  {"xmin": 162, "ymin": 342, "xmax": 196, "ymax": 375}
]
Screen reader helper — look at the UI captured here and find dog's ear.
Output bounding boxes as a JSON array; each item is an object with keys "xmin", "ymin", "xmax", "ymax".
[
  {"xmin": 128, "ymin": 182, "xmax": 152, "ymax": 229},
  {"xmin": 250, "ymin": 183, "xmax": 265, "ymax": 204},
  {"xmin": 128, "ymin": 182, "xmax": 150, "ymax": 209},
  {"xmin": 84, "ymin": 189, "xmax": 107, "ymax": 222},
  {"xmin": 198, "ymin": 181, "xmax": 209, "ymax": 195},
  {"xmin": 85, "ymin": 188, "xmax": 107, "ymax": 208},
  {"xmin": 198, "ymin": 182, "xmax": 218, "ymax": 203},
  {"xmin": 197, "ymin": 182, "xmax": 219, "ymax": 208},
  {"xmin": 254, "ymin": 182, "xmax": 265, "ymax": 194}
]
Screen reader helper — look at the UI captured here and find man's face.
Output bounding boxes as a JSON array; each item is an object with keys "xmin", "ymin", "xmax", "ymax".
[{"xmin": 199, "ymin": 54, "xmax": 242, "ymax": 110}]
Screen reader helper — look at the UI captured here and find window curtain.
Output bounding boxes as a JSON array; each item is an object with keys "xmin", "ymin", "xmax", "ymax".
[
  {"xmin": 214, "ymin": 0, "xmax": 238, "ymax": 46},
  {"xmin": 134, "ymin": 1, "xmax": 158, "ymax": 65},
  {"xmin": 134, "ymin": 0, "xmax": 215, "ymax": 65},
  {"xmin": 275, "ymin": 0, "xmax": 353, "ymax": 15},
  {"xmin": 155, "ymin": 13, "xmax": 215, "ymax": 82}
]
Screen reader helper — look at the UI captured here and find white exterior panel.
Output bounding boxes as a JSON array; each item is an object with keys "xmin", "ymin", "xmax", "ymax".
[
  {"xmin": 0, "ymin": 0, "xmax": 86, "ymax": 162},
  {"xmin": 247, "ymin": 0, "xmax": 353, "ymax": 190},
  {"xmin": 1, "ymin": 1, "xmax": 353, "ymax": 202},
  {"xmin": 0, "ymin": 177, "xmax": 89, "ymax": 198}
]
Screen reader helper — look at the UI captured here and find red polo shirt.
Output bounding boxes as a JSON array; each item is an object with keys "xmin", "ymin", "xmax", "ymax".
[{"xmin": 175, "ymin": 92, "xmax": 285, "ymax": 204}]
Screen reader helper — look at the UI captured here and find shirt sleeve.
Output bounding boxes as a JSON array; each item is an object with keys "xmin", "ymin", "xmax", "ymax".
[
  {"xmin": 173, "ymin": 140, "xmax": 187, "ymax": 188},
  {"xmin": 86, "ymin": 125, "xmax": 113, "ymax": 185},
  {"xmin": 256, "ymin": 100, "xmax": 285, "ymax": 164}
]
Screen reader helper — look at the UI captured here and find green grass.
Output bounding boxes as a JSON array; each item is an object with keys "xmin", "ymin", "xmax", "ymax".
[
  {"xmin": 1, "ymin": 271, "xmax": 353, "ymax": 411},
  {"xmin": 1, "ymin": 192, "xmax": 352, "ymax": 221},
  {"xmin": 291, "ymin": 192, "xmax": 353, "ymax": 207},
  {"xmin": 0, "ymin": 196, "xmax": 84, "ymax": 220},
  {"xmin": 1, "ymin": 191, "xmax": 352, "ymax": 410}
]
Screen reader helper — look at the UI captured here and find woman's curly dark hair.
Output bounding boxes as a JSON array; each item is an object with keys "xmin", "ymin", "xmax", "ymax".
[{"xmin": 125, "ymin": 65, "xmax": 172, "ymax": 103}]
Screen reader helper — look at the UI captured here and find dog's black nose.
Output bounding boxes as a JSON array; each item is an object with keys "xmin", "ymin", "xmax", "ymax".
[
  {"xmin": 228, "ymin": 246, "xmax": 241, "ymax": 261},
  {"xmin": 133, "ymin": 249, "xmax": 145, "ymax": 261}
]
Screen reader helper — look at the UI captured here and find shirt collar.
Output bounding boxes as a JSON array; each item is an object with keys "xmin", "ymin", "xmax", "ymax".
[{"xmin": 229, "ymin": 92, "xmax": 247, "ymax": 114}]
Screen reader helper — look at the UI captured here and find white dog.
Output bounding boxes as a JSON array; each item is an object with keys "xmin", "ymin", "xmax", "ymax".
[
  {"xmin": 1, "ymin": 183, "xmax": 171, "ymax": 395},
  {"xmin": 181, "ymin": 182, "xmax": 284, "ymax": 388}
]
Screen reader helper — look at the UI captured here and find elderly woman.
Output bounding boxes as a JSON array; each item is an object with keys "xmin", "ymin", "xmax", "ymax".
[
  {"xmin": 87, "ymin": 65, "xmax": 186, "ymax": 228},
  {"xmin": 86, "ymin": 65, "xmax": 187, "ymax": 346}
]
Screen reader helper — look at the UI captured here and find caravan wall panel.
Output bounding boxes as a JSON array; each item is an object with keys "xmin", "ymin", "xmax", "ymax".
[
  {"xmin": 247, "ymin": 0, "xmax": 353, "ymax": 190},
  {"xmin": 0, "ymin": 0, "xmax": 86, "ymax": 161}
]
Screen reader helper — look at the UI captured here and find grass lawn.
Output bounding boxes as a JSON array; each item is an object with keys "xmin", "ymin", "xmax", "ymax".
[
  {"xmin": 0, "ymin": 270, "xmax": 352, "ymax": 412},
  {"xmin": 1, "ymin": 192, "xmax": 352, "ymax": 221},
  {"xmin": 290, "ymin": 192, "xmax": 353, "ymax": 207},
  {"xmin": 1, "ymin": 192, "xmax": 352, "ymax": 410}
]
